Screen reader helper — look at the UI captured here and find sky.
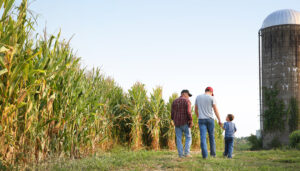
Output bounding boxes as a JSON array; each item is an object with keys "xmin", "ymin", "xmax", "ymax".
[{"xmin": 19, "ymin": 0, "xmax": 300, "ymax": 137}]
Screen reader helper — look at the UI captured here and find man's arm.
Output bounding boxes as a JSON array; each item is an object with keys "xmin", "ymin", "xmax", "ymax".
[
  {"xmin": 171, "ymin": 102, "xmax": 175, "ymax": 121},
  {"xmin": 212, "ymin": 104, "xmax": 222, "ymax": 125},
  {"xmin": 187, "ymin": 101, "xmax": 192, "ymax": 121},
  {"xmin": 187, "ymin": 101, "xmax": 193, "ymax": 127}
]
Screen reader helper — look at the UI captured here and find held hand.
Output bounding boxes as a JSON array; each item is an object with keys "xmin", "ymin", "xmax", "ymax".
[
  {"xmin": 188, "ymin": 121, "xmax": 193, "ymax": 128},
  {"xmin": 218, "ymin": 121, "xmax": 222, "ymax": 127}
]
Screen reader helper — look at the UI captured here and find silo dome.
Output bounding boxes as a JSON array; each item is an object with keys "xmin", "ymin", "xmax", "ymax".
[{"xmin": 261, "ymin": 9, "xmax": 300, "ymax": 29}]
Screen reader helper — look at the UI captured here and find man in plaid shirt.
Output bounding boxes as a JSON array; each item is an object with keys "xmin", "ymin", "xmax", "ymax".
[{"xmin": 171, "ymin": 89, "xmax": 193, "ymax": 158}]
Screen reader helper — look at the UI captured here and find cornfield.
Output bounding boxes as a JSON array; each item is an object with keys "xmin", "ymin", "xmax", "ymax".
[{"xmin": 0, "ymin": 0, "xmax": 223, "ymax": 168}]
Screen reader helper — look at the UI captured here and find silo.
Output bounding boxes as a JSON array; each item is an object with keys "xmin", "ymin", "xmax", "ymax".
[{"xmin": 259, "ymin": 9, "xmax": 300, "ymax": 148}]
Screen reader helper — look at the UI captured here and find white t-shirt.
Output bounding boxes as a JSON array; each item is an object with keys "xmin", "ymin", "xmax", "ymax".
[{"xmin": 195, "ymin": 94, "xmax": 216, "ymax": 119}]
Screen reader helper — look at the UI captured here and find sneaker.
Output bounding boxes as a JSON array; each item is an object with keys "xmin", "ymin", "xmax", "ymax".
[{"xmin": 184, "ymin": 154, "xmax": 191, "ymax": 158}]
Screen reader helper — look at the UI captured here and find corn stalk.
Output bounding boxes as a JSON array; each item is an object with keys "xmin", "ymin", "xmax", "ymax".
[
  {"xmin": 147, "ymin": 87, "xmax": 165, "ymax": 150},
  {"xmin": 164, "ymin": 93, "xmax": 178, "ymax": 150},
  {"xmin": 127, "ymin": 82, "xmax": 147, "ymax": 150}
]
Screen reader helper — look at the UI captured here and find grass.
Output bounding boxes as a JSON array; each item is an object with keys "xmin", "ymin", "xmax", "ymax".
[{"xmin": 33, "ymin": 148, "xmax": 300, "ymax": 171}]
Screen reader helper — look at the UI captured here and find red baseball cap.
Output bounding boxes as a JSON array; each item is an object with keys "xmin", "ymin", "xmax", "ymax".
[{"xmin": 205, "ymin": 87, "xmax": 214, "ymax": 96}]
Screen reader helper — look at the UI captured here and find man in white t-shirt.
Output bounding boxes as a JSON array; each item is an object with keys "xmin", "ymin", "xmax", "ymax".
[{"xmin": 195, "ymin": 87, "xmax": 222, "ymax": 159}]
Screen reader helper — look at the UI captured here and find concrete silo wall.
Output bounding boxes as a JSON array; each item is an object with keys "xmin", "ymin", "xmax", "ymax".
[{"xmin": 260, "ymin": 24, "xmax": 300, "ymax": 148}]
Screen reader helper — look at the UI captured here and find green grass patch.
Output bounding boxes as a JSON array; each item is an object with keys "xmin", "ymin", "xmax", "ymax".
[{"xmin": 32, "ymin": 149, "xmax": 300, "ymax": 171}]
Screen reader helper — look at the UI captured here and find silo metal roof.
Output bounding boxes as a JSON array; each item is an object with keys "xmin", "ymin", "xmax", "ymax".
[{"xmin": 261, "ymin": 9, "xmax": 300, "ymax": 29}]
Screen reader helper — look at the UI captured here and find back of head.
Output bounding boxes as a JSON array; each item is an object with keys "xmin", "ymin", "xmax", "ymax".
[
  {"xmin": 181, "ymin": 89, "xmax": 192, "ymax": 98},
  {"xmin": 205, "ymin": 87, "xmax": 214, "ymax": 96},
  {"xmin": 227, "ymin": 114, "xmax": 234, "ymax": 121}
]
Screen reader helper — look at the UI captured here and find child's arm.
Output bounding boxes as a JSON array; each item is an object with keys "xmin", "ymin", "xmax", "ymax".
[
  {"xmin": 221, "ymin": 122, "xmax": 225, "ymax": 130},
  {"xmin": 234, "ymin": 124, "xmax": 237, "ymax": 132}
]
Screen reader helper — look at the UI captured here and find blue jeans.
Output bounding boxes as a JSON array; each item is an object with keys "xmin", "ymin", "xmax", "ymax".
[
  {"xmin": 175, "ymin": 124, "xmax": 192, "ymax": 157},
  {"xmin": 224, "ymin": 137, "xmax": 234, "ymax": 158},
  {"xmin": 198, "ymin": 119, "xmax": 216, "ymax": 158}
]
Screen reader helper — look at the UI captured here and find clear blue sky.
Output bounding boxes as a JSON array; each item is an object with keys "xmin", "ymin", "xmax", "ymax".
[{"xmin": 22, "ymin": 0, "xmax": 300, "ymax": 137}]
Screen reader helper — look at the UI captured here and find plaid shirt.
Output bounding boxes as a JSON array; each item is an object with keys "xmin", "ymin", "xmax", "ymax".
[{"xmin": 171, "ymin": 96, "xmax": 192, "ymax": 127}]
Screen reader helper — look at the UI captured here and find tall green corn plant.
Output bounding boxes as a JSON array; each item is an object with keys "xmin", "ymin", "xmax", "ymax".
[
  {"xmin": 86, "ymin": 73, "xmax": 126, "ymax": 149},
  {"xmin": 191, "ymin": 107, "xmax": 200, "ymax": 149},
  {"xmin": 71, "ymin": 68, "xmax": 108, "ymax": 152},
  {"xmin": 30, "ymin": 34, "xmax": 82, "ymax": 160},
  {"xmin": 0, "ymin": 0, "xmax": 41, "ymax": 165},
  {"xmin": 164, "ymin": 93, "xmax": 178, "ymax": 150},
  {"xmin": 104, "ymin": 79, "xmax": 129, "ymax": 146},
  {"xmin": 147, "ymin": 87, "xmax": 165, "ymax": 150},
  {"xmin": 81, "ymin": 69, "xmax": 108, "ymax": 151},
  {"xmin": 1, "ymin": 0, "xmax": 129, "ymax": 166},
  {"xmin": 127, "ymin": 82, "xmax": 147, "ymax": 150}
]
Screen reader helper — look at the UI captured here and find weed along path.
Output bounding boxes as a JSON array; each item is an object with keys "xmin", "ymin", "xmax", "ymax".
[{"xmin": 34, "ymin": 149, "xmax": 300, "ymax": 170}]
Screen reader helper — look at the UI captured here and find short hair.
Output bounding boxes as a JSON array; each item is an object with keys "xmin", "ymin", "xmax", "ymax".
[{"xmin": 227, "ymin": 114, "xmax": 234, "ymax": 121}]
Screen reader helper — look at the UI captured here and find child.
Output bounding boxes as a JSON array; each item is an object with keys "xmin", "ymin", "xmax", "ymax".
[{"xmin": 222, "ymin": 114, "xmax": 237, "ymax": 158}]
